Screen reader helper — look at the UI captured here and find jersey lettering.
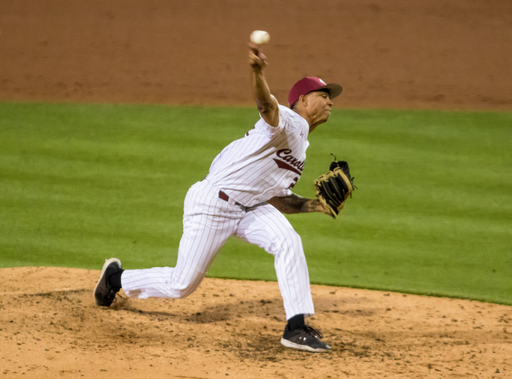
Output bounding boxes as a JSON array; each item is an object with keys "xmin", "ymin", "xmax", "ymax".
[
  {"xmin": 274, "ymin": 149, "xmax": 305, "ymax": 175},
  {"xmin": 206, "ymin": 104, "xmax": 309, "ymax": 207}
]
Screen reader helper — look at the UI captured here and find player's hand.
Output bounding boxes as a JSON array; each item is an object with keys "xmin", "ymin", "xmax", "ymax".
[
  {"xmin": 320, "ymin": 200, "xmax": 344, "ymax": 216},
  {"xmin": 248, "ymin": 42, "xmax": 267, "ymax": 71},
  {"xmin": 312, "ymin": 198, "xmax": 343, "ymax": 215}
]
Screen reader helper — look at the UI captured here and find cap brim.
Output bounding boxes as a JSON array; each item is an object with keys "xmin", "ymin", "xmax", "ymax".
[{"xmin": 315, "ymin": 83, "xmax": 343, "ymax": 100}]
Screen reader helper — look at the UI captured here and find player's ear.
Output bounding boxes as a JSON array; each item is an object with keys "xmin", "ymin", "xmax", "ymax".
[{"xmin": 299, "ymin": 94, "xmax": 308, "ymax": 107}]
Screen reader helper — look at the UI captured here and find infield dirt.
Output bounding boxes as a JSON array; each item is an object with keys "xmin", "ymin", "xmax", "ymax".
[
  {"xmin": 1, "ymin": 267, "xmax": 511, "ymax": 378},
  {"xmin": 1, "ymin": 0, "xmax": 511, "ymax": 110},
  {"xmin": 1, "ymin": 0, "xmax": 511, "ymax": 378}
]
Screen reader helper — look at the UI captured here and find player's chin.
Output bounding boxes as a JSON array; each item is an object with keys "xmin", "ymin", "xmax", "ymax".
[{"xmin": 316, "ymin": 111, "xmax": 331, "ymax": 125}]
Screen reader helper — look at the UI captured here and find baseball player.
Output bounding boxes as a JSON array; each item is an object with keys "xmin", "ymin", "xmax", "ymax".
[{"xmin": 94, "ymin": 41, "xmax": 343, "ymax": 353}]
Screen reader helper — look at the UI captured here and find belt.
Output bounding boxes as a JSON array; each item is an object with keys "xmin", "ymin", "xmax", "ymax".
[
  {"xmin": 218, "ymin": 190, "xmax": 244, "ymax": 208},
  {"xmin": 218, "ymin": 190, "xmax": 230, "ymax": 202}
]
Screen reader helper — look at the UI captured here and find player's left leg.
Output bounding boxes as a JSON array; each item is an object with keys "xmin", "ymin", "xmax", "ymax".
[
  {"xmin": 235, "ymin": 203, "xmax": 314, "ymax": 318},
  {"xmin": 235, "ymin": 203, "xmax": 330, "ymax": 352}
]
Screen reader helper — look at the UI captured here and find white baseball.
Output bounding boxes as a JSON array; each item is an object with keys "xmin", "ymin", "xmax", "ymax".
[{"xmin": 250, "ymin": 30, "xmax": 270, "ymax": 45}]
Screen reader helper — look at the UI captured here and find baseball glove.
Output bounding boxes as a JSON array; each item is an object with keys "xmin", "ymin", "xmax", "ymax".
[{"xmin": 314, "ymin": 159, "xmax": 356, "ymax": 219}]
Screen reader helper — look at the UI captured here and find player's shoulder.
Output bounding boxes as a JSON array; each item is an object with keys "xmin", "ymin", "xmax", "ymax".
[
  {"xmin": 278, "ymin": 104, "xmax": 298, "ymax": 119},
  {"xmin": 277, "ymin": 104, "xmax": 307, "ymax": 129},
  {"xmin": 253, "ymin": 103, "xmax": 306, "ymax": 135}
]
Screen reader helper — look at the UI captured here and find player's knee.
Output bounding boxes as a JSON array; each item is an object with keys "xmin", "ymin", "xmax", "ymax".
[
  {"xmin": 173, "ymin": 288, "xmax": 193, "ymax": 299},
  {"xmin": 269, "ymin": 227, "xmax": 302, "ymax": 254},
  {"xmin": 170, "ymin": 272, "xmax": 204, "ymax": 298},
  {"xmin": 172, "ymin": 283, "xmax": 198, "ymax": 299},
  {"xmin": 288, "ymin": 230, "xmax": 302, "ymax": 249}
]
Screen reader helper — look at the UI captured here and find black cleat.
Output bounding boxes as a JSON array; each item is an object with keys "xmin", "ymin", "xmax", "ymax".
[
  {"xmin": 281, "ymin": 325, "xmax": 331, "ymax": 353},
  {"xmin": 94, "ymin": 258, "xmax": 122, "ymax": 307}
]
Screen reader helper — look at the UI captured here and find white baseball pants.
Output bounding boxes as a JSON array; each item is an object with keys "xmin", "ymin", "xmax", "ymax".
[{"xmin": 121, "ymin": 179, "xmax": 315, "ymax": 320}]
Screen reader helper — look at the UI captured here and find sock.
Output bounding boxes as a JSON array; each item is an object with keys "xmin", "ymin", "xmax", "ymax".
[
  {"xmin": 287, "ymin": 314, "xmax": 305, "ymax": 331},
  {"xmin": 109, "ymin": 269, "xmax": 124, "ymax": 290}
]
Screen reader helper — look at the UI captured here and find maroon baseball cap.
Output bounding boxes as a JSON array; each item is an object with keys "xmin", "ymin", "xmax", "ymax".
[{"xmin": 288, "ymin": 77, "xmax": 343, "ymax": 107}]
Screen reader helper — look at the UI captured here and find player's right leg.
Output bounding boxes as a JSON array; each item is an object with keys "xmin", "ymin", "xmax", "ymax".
[{"xmin": 95, "ymin": 180, "xmax": 242, "ymax": 304}]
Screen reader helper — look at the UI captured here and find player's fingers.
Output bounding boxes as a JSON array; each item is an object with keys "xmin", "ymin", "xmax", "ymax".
[
  {"xmin": 249, "ymin": 52, "xmax": 266, "ymax": 68},
  {"xmin": 248, "ymin": 43, "xmax": 267, "ymax": 66},
  {"xmin": 249, "ymin": 43, "xmax": 268, "ymax": 64},
  {"xmin": 248, "ymin": 42, "xmax": 260, "ymax": 53},
  {"xmin": 248, "ymin": 53, "xmax": 260, "ymax": 66}
]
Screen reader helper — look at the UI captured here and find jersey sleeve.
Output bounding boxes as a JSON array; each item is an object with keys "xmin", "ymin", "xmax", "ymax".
[
  {"xmin": 256, "ymin": 105, "xmax": 300, "ymax": 135},
  {"xmin": 275, "ymin": 188, "xmax": 293, "ymax": 197}
]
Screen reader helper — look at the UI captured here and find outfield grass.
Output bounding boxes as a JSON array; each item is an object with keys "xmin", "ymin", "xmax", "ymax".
[{"xmin": 1, "ymin": 102, "xmax": 511, "ymax": 304}]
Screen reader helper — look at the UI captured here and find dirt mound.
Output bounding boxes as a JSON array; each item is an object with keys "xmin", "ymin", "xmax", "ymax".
[{"xmin": 1, "ymin": 267, "xmax": 510, "ymax": 378}]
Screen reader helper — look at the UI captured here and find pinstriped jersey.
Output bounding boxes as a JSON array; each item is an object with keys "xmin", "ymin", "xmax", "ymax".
[{"xmin": 206, "ymin": 104, "xmax": 310, "ymax": 207}]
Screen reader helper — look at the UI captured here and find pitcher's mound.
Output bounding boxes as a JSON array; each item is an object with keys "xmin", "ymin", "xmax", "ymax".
[{"xmin": 1, "ymin": 267, "xmax": 510, "ymax": 378}]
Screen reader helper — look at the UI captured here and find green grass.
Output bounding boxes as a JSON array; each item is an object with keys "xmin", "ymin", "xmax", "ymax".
[{"xmin": 1, "ymin": 102, "xmax": 511, "ymax": 304}]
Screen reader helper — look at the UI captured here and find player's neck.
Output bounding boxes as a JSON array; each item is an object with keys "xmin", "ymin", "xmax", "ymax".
[{"xmin": 292, "ymin": 108, "xmax": 322, "ymax": 134}]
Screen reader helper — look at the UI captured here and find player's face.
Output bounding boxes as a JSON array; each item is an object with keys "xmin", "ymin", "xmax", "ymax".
[{"xmin": 306, "ymin": 91, "xmax": 334, "ymax": 123}]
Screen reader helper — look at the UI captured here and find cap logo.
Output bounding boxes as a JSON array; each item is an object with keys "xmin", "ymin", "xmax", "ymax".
[{"xmin": 318, "ymin": 79, "xmax": 326, "ymax": 85}]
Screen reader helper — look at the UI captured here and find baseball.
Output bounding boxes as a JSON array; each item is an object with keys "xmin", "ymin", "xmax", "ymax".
[{"xmin": 250, "ymin": 30, "xmax": 270, "ymax": 45}]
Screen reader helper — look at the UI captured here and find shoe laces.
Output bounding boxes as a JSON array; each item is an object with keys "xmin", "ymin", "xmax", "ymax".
[
  {"xmin": 111, "ymin": 292, "xmax": 124, "ymax": 304},
  {"xmin": 105, "ymin": 287, "xmax": 122, "ymax": 302},
  {"xmin": 303, "ymin": 325, "xmax": 323, "ymax": 339}
]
